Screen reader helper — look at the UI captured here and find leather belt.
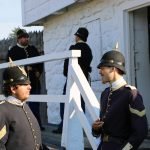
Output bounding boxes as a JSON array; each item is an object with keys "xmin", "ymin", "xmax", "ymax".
[{"xmin": 103, "ymin": 134, "xmax": 124, "ymax": 144}]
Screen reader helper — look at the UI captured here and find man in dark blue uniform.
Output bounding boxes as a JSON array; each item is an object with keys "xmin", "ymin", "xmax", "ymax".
[
  {"xmin": 53, "ymin": 27, "xmax": 93, "ymax": 133},
  {"xmin": 7, "ymin": 29, "xmax": 44, "ymax": 130},
  {"xmin": 92, "ymin": 50, "xmax": 148, "ymax": 150},
  {"xmin": 0, "ymin": 65, "xmax": 42, "ymax": 150}
]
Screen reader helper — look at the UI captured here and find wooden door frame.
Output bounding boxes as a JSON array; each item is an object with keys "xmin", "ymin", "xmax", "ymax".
[{"xmin": 120, "ymin": 0, "xmax": 150, "ymax": 84}]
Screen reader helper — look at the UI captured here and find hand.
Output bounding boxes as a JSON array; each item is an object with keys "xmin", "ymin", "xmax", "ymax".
[
  {"xmin": 27, "ymin": 66, "xmax": 32, "ymax": 71},
  {"xmin": 35, "ymin": 71, "xmax": 40, "ymax": 78},
  {"xmin": 92, "ymin": 119, "xmax": 104, "ymax": 131}
]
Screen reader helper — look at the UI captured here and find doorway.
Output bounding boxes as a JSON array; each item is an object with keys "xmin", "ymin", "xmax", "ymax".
[{"xmin": 129, "ymin": 7, "xmax": 150, "ymax": 125}]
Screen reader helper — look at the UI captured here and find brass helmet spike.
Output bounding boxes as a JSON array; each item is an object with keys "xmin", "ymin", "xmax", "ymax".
[
  {"xmin": 9, "ymin": 57, "xmax": 16, "ymax": 67},
  {"xmin": 115, "ymin": 42, "xmax": 119, "ymax": 50},
  {"xmin": 112, "ymin": 42, "xmax": 119, "ymax": 51},
  {"xmin": 18, "ymin": 66, "xmax": 27, "ymax": 77}
]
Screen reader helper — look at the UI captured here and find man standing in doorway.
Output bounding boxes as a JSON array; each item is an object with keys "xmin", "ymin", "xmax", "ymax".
[
  {"xmin": 92, "ymin": 50, "xmax": 148, "ymax": 150},
  {"xmin": 6, "ymin": 29, "xmax": 44, "ymax": 130},
  {"xmin": 53, "ymin": 27, "xmax": 93, "ymax": 134}
]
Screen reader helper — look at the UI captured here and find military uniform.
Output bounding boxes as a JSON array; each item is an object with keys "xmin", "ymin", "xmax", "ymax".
[
  {"xmin": 0, "ymin": 65, "xmax": 43, "ymax": 150},
  {"xmin": 92, "ymin": 50, "xmax": 148, "ymax": 150},
  {"xmin": 94, "ymin": 82, "xmax": 148, "ymax": 150},
  {"xmin": 63, "ymin": 28, "xmax": 93, "ymax": 111},
  {"xmin": 7, "ymin": 29, "xmax": 43, "ymax": 129},
  {"xmin": 52, "ymin": 27, "xmax": 93, "ymax": 134},
  {"xmin": 7, "ymin": 44, "xmax": 43, "ymax": 91},
  {"xmin": 62, "ymin": 40, "xmax": 93, "ymax": 116},
  {"xmin": 63, "ymin": 41, "xmax": 93, "ymax": 78},
  {"xmin": 0, "ymin": 98, "xmax": 42, "ymax": 150}
]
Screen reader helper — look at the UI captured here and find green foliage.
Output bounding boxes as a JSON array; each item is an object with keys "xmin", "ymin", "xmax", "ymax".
[{"xmin": 8, "ymin": 27, "xmax": 21, "ymax": 39}]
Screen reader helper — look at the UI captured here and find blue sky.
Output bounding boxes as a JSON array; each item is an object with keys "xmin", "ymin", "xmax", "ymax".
[{"xmin": 0, "ymin": 0, "xmax": 43, "ymax": 40}]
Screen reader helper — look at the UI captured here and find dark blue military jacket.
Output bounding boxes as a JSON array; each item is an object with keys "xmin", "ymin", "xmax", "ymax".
[
  {"xmin": 7, "ymin": 44, "xmax": 43, "ymax": 92},
  {"xmin": 93, "ymin": 85, "xmax": 148, "ymax": 150},
  {"xmin": 0, "ymin": 101, "xmax": 42, "ymax": 150},
  {"xmin": 63, "ymin": 41, "xmax": 93, "ymax": 78}
]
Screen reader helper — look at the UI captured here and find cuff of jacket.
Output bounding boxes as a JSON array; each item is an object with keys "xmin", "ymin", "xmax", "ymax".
[{"xmin": 122, "ymin": 142, "xmax": 133, "ymax": 150}]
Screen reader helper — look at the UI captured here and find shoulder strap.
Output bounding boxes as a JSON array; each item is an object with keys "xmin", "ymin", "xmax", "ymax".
[{"xmin": 125, "ymin": 84, "xmax": 136, "ymax": 90}]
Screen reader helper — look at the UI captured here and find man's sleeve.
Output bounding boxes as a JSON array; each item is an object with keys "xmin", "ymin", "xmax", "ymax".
[
  {"xmin": 31, "ymin": 46, "xmax": 43, "ymax": 74},
  {"xmin": 0, "ymin": 111, "xmax": 8, "ymax": 150},
  {"xmin": 63, "ymin": 59, "xmax": 69, "ymax": 77},
  {"xmin": 6, "ymin": 49, "xmax": 12, "ymax": 62},
  {"xmin": 0, "ymin": 126, "xmax": 6, "ymax": 140},
  {"xmin": 92, "ymin": 92, "xmax": 104, "ymax": 137},
  {"xmin": 63, "ymin": 45, "xmax": 75, "ymax": 77},
  {"xmin": 122, "ymin": 89, "xmax": 148, "ymax": 150}
]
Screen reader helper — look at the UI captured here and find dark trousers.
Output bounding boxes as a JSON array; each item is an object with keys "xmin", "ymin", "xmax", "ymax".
[
  {"xmin": 58, "ymin": 73, "xmax": 90, "ymax": 130},
  {"xmin": 58, "ymin": 83, "xmax": 66, "ymax": 130},
  {"xmin": 28, "ymin": 87, "xmax": 42, "ymax": 128},
  {"xmin": 97, "ymin": 142, "xmax": 122, "ymax": 150}
]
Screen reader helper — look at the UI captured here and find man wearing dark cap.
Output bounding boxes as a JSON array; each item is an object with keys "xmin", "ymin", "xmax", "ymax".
[
  {"xmin": 53, "ymin": 27, "xmax": 93, "ymax": 134},
  {"xmin": 6, "ymin": 28, "xmax": 44, "ymax": 130},
  {"xmin": 0, "ymin": 66, "xmax": 43, "ymax": 150},
  {"xmin": 64, "ymin": 27, "xmax": 93, "ymax": 82},
  {"xmin": 92, "ymin": 50, "xmax": 148, "ymax": 150}
]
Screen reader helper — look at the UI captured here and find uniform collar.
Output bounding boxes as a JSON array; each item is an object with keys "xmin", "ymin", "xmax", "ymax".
[
  {"xmin": 6, "ymin": 96, "xmax": 25, "ymax": 106},
  {"xmin": 77, "ymin": 40, "xmax": 85, "ymax": 43},
  {"xmin": 110, "ymin": 77, "xmax": 127, "ymax": 91},
  {"xmin": 17, "ymin": 43, "xmax": 28, "ymax": 49}
]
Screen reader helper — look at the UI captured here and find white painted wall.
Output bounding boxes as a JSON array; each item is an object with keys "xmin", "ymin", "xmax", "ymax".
[
  {"xmin": 22, "ymin": 0, "xmax": 150, "ymax": 126},
  {"xmin": 21, "ymin": 0, "xmax": 76, "ymax": 25},
  {"xmin": 43, "ymin": 0, "xmax": 128, "ymax": 124}
]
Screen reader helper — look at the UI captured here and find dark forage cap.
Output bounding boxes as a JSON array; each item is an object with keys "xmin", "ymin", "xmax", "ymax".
[
  {"xmin": 97, "ymin": 50, "xmax": 126, "ymax": 74},
  {"xmin": 16, "ymin": 29, "xmax": 29, "ymax": 39},
  {"xmin": 74, "ymin": 27, "xmax": 89, "ymax": 42},
  {"xmin": 3, "ymin": 66, "xmax": 30, "ymax": 86}
]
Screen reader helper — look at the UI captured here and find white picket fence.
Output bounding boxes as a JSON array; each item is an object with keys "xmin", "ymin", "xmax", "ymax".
[{"xmin": 0, "ymin": 50, "xmax": 100, "ymax": 150}]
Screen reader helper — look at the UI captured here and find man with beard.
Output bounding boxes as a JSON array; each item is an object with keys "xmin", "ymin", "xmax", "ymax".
[{"xmin": 7, "ymin": 29, "xmax": 44, "ymax": 130}]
